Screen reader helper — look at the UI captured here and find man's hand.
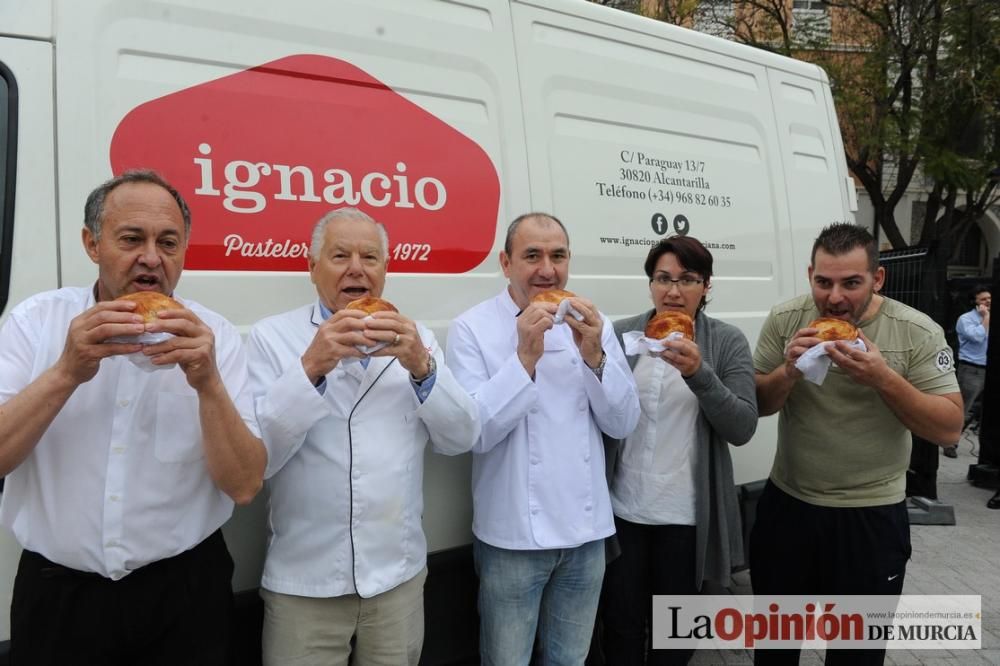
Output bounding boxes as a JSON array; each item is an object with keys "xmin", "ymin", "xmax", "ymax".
[
  {"xmin": 780, "ymin": 326, "xmax": 823, "ymax": 381},
  {"xmin": 143, "ymin": 308, "xmax": 230, "ymax": 392},
  {"xmin": 54, "ymin": 301, "xmax": 145, "ymax": 386},
  {"xmin": 978, "ymin": 303, "xmax": 990, "ymax": 328},
  {"xmin": 298, "ymin": 310, "xmax": 370, "ymax": 384},
  {"xmin": 563, "ymin": 297, "xmax": 604, "ymax": 368},
  {"xmin": 660, "ymin": 337, "xmax": 702, "ymax": 378},
  {"xmin": 516, "ymin": 302, "xmax": 556, "ymax": 379},
  {"xmin": 366, "ymin": 311, "xmax": 432, "ymax": 377},
  {"xmin": 826, "ymin": 331, "xmax": 892, "ymax": 389}
]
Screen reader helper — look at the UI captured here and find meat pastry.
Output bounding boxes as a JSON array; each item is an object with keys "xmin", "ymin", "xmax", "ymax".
[
  {"xmin": 808, "ymin": 317, "xmax": 859, "ymax": 342},
  {"xmin": 117, "ymin": 291, "xmax": 182, "ymax": 322},
  {"xmin": 645, "ymin": 310, "xmax": 694, "ymax": 340}
]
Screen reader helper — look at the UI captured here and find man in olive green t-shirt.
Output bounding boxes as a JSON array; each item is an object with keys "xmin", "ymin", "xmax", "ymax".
[{"xmin": 750, "ymin": 223, "xmax": 962, "ymax": 666}]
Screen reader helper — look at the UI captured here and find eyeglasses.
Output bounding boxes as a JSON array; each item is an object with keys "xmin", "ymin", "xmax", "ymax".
[{"xmin": 651, "ymin": 275, "xmax": 704, "ymax": 289}]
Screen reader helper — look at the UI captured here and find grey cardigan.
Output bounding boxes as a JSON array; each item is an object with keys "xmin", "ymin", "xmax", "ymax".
[{"xmin": 607, "ymin": 309, "xmax": 758, "ymax": 589}]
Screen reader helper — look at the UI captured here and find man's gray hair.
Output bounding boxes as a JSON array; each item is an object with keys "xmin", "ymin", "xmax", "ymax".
[
  {"xmin": 84, "ymin": 169, "xmax": 191, "ymax": 240},
  {"xmin": 309, "ymin": 207, "xmax": 389, "ymax": 261}
]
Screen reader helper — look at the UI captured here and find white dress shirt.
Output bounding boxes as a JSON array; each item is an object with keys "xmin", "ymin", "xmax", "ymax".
[
  {"xmin": 446, "ymin": 289, "xmax": 640, "ymax": 550},
  {"xmin": 247, "ymin": 301, "xmax": 480, "ymax": 598},
  {"xmin": 610, "ymin": 355, "xmax": 698, "ymax": 526},
  {"xmin": 0, "ymin": 287, "xmax": 258, "ymax": 580}
]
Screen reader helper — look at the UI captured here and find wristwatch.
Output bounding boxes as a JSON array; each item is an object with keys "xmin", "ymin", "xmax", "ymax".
[
  {"xmin": 588, "ymin": 352, "xmax": 607, "ymax": 380},
  {"xmin": 411, "ymin": 355, "xmax": 436, "ymax": 384}
]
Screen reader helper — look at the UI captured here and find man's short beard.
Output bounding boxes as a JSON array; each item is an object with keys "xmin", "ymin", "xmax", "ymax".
[{"xmin": 850, "ymin": 289, "xmax": 875, "ymax": 325}]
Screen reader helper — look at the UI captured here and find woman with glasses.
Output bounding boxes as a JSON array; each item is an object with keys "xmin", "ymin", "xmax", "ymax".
[{"xmin": 599, "ymin": 236, "xmax": 758, "ymax": 665}]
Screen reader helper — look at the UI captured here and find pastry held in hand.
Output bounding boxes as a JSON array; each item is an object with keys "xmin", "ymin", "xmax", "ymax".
[
  {"xmin": 644, "ymin": 311, "xmax": 694, "ymax": 341},
  {"xmin": 117, "ymin": 291, "xmax": 183, "ymax": 323},
  {"xmin": 345, "ymin": 296, "xmax": 399, "ymax": 356},
  {"xmin": 808, "ymin": 317, "xmax": 859, "ymax": 342},
  {"xmin": 622, "ymin": 329, "xmax": 687, "ymax": 356},
  {"xmin": 622, "ymin": 310, "xmax": 694, "ymax": 355},
  {"xmin": 345, "ymin": 297, "xmax": 399, "ymax": 316},
  {"xmin": 106, "ymin": 291, "xmax": 183, "ymax": 371},
  {"xmin": 795, "ymin": 319, "xmax": 867, "ymax": 385},
  {"xmin": 531, "ymin": 289, "xmax": 584, "ymax": 324}
]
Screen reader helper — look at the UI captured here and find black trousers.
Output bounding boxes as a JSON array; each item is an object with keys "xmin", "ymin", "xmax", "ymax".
[
  {"xmin": 10, "ymin": 529, "xmax": 235, "ymax": 666},
  {"xmin": 600, "ymin": 517, "xmax": 697, "ymax": 666},
  {"xmin": 749, "ymin": 481, "xmax": 911, "ymax": 666}
]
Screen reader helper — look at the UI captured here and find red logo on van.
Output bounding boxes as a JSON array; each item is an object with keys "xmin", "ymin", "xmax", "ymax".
[{"xmin": 110, "ymin": 55, "xmax": 500, "ymax": 272}]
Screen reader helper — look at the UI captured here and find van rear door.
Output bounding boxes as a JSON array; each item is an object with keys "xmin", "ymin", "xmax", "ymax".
[
  {"xmin": 767, "ymin": 67, "xmax": 857, "ymax": 270},
  {"xmin": 0, "ymin": 35, "xmax": 58, "ymax": 642}
]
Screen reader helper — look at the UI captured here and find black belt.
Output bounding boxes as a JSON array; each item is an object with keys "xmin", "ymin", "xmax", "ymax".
[
  {"xmin": 959, "ymin": 360, "xmax": 986, "ymax": 369},
  {"xmin": 28, "ymin": 529, "xmax": 225, "ymax": 581}
]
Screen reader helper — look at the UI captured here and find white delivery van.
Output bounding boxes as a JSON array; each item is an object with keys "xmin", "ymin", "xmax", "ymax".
[{"xmin": 0, "ymin": 0, "xmax": 856, "ymax": 660}]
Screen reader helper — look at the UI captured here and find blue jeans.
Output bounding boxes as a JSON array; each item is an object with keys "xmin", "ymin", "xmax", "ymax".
[{"xmin": 474, "ymin": 537, "xmax": 605, "ymax": 666}]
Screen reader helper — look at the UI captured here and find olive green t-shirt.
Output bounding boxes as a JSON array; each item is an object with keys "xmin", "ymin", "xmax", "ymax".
[{"xmin": 753, "ymin": 295, "xmax": 959, "ymax": 507}]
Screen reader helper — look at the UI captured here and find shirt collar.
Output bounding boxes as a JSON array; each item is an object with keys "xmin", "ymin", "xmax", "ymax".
[
  {"xmin": 499, "ymin": 287, "xmax": 521, "ymax": 318},
  {"xmin": 318, "ymin": 300, "xmax": 333, "ymax": 321}
]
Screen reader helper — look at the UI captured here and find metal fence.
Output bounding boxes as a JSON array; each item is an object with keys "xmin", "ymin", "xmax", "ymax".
[
  {"xmin": 878, "ymin": 246, "xmax": 989, "ymax": 346},
  {"xmin": 879, "ymin": 247, "xmax": 932, "ymax": 313}
]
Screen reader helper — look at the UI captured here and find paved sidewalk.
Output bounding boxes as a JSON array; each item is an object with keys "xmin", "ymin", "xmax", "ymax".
[{"xmin": 690, "ymin": 429, "xmax": 999, "ymax": 665}]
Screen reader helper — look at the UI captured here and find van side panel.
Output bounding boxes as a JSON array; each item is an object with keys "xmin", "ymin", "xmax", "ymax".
[{"xmin": 0, "ymin": 2, "xmax": 51, "ymax": 40}]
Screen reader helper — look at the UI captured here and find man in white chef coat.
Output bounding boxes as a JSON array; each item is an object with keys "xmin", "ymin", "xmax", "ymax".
[
  {"xmin": 247, "ymin": 206, "xmax": 480, "ymax": 666},
  {"xmin": 447, "ymin": 212, "xmax": 640, "ymax": 665}
]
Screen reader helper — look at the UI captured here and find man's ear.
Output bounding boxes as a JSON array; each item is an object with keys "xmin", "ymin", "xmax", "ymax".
[
  {"xmin": 499, "ymin": 250, "xmax": 511, "ymax": 279},
  {"xmin": 307, "ymin": 256, "xmax": 318, "ymax": 285},
  {"xmin": 83, "ymin": 228, "xmax": 99, "ymax": 264},
  {"xmin": 873, "ymin": 265, "xmax": 886, "ymax": 293}
]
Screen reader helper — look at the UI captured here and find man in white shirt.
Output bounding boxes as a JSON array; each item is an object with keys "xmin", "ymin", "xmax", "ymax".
[
  {"xmin": 447, "ymin": 212, "xmax": 640, "ymax": 665},
  {"xmin": 0, "ymin": 170, "xmax": 266, "ymax": 665},
  {"xmin": 247, "ymin": 207, "xmax": 480, "ymax": 666}
]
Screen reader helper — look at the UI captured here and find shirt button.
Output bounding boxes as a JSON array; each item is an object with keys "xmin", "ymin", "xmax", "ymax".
[
  {"xmin": 584, "ymin": 504, "xmax": 592, "ymax": 511},
  {"xmin": 112, "ymin": 446, "xmax": 125, "ymax": 454},
  {"xmin": 105, "ymin": 540, "xmax": 118, "ymax": 548},
  {"xmin": 352, "ymin": 470, "xmax": 361, "ymax": 480},
  {"xmin": 118, "ymin": 399, "xmax": 130, "ymax": 408},
  {"xmin": 572, "ymin": 358, "xmax": 578, "ymax": 365},
  {"xmin": 531, "ymin": 509, "xmax": 539, "ymax": 515},
  {"xmin": 109, "ymin": 495, "xmax": 120, "ymax": 502},
  {"xmin": 584, "ymin": 454, "xmax": 590, "ymax": 462},
  {"xmin": 530, "ymin": 408, "xmax": 538, "ymax": 414},
  {"xmin": 531, "ymin": 459, "xmax": 539, "ymax": 465}
]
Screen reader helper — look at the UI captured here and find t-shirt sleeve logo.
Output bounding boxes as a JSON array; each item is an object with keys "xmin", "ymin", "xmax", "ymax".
[{"xmin": 935, "ymin": 348, "xmax": 954, "ymax": 373}]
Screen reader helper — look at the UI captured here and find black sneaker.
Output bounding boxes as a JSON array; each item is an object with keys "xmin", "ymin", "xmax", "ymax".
[{"xmin": 943, "ymin": 446, "xmax": 958, "ymax": 458}]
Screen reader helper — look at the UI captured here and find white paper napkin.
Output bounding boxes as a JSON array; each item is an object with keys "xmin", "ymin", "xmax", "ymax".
[
  {"xmin": 552, "ymin": 298, "xmax": 585, "ymax": 325},
  {"xmin": 347, "ymin": 314, "xmax": 391, "ymax": 358},
  {"xmin": 795, "ymin": 338, "xmax": 867, "ymax": 385},
  {"xmin": 105, "ymin": 331, "xmax": 176, "ymax": 372},
  {"xmin": 622, "ymin": 330, "xmax": 685, "ymax": 356}
]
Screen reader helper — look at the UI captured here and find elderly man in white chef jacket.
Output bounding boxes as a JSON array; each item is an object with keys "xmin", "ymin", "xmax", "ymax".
[{"xmin": 247, "ymin": 207, "xmax": 480, "ymax": 666}]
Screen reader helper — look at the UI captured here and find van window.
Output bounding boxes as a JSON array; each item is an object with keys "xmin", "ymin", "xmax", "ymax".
[{"xmin": 0, "ymin": 61, "xmax": 16, "ymax": 317}]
